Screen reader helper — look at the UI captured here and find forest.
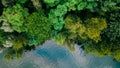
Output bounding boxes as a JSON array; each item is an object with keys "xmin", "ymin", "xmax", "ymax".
[{"xmin": 0, "ymin": 0, "xmax": 120, "ymax": 61}]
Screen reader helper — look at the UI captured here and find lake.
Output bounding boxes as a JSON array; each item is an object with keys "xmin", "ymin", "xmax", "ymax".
[{"xmin": 0, "ymin": 40, "xmax": 120, "ymax": 68}]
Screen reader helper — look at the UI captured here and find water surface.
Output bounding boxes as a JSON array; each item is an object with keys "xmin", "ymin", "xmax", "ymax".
[{"xmin": 0, "ymin": 40, "xmax": 120, "ymax": 68}]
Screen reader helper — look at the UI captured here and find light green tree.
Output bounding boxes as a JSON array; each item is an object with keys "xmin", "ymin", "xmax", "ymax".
[{"xmin": 2, "ymin": 4, "xmax": 29, "ymax": 33}]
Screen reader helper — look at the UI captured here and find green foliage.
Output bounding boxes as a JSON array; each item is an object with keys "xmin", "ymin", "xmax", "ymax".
[
  {"xmin": 104, "ymin": 9, "xmax": 120, "ymax": 41},
  {"xmin": 3, "ymin": 34, "xmax": 28, "ymax": 61},
  {"xmin": 0, "ymin": 0, "xmax": 120, "ymax": 61},
  {"xmin": 47, "ymin": 0, "xmax": 98, "ymax": 31},
  {"xmin": 1, "ymin": 0, "xmax": 15, "ymax": 7},
  {"xmin": 49, "ymin": 4, "xmax": 67, "ymax": 30},
  {"xmin": 66, "ymin": 0, "xmax": 97, "ymax": 11},
  {"xmin": 25, "ymin": 10, "xmax": 52, "ymax": 46},
  {"xmin": 55, "ymin": 33, "xmax": 75, "ymax": 51},
  {"xmin": 1, "ymin": 0, "xmax": 27, "ymax": 7},
  {"xmin": 43, "ymin": 0, "xmax": 62, "ymax": 7},
  {"xmin": 0, "ymin": 30, "xmax": 7, "ymax": 44},
  {"xmin": 113, "ymin": 50, "xmax": 120, "ymax": 61},
  {"xmin": 85, "ymin": 17, "xmax": 107, "ymax": 42},
  {"xmin": 95, "ymin": 0, "xmax": 120, "ymax": 12},
  {"xmin": 16, "ymin": 0, "xmax": 27, "ymax": 4},
  {"xmin": 4, "ymin": 53, "xmax": 14, "ymax": 61},
  {"xmin": 64, "ymin": 14, "xmax": 107, "ymax": 43},
  {"xmin": 55, "ymin": 33, "xmax": 66, "ymax": 45},
  {"xmin": 31, "ymin": 0, "xmax": 42, "ymax": 9},
  {"xmin": 64, "ymin": 14, "xmax": 86, "ymax": 40},
  {"xmin": 82, "ymin": 9, "xmax": 120, "ymax": 61},
  {"xmin": 83, "ymin": 39, "xmax": 120, "ymax": 61},
  {"xmin": 11, "ymin": 35, "xmax": 28, "ymax": 50},
  {"xmin": 83, "ymin": 40, "xmax": 110, "ymax": 57},
  {"xmin": 27, "ymin": 35, "xmax": 39, "ymax": 46},
  {"xmin": 2, "ymin": 4, "xmax": 29, "ymax": 33},
  {"xmin": 4, "ymin": 48, "xmax": 24, "ymax": 61}
]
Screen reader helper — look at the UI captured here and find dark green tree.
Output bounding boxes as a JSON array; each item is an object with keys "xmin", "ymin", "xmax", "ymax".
[
  {"xmin": 0, "ymin": 30, "xmax": 7, "ymax": 44},
  {"xmin": 25, "ymin": 9, "xmax": 52, "ymax": 46},
  {"xmin": 104, "ymin": 9, "xmax": 120, "ymax": 41}
]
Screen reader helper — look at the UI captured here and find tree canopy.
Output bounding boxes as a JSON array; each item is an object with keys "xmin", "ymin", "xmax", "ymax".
[
  {"xmin": 25, "ymin": 10, "xmax": 52, "ymax": 46},
  {"xmin": 0, "ymin": 0, "xmax": 120, "ymax": 61}
]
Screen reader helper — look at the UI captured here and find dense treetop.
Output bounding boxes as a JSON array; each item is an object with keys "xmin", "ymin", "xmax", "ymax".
[{"xmin": 0, "ymin": 0, "xmax": 120, "ymax": 61}]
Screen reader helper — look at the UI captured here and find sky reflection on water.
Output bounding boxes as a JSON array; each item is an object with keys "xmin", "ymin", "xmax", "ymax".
[{"xmin": 0, "ymin": 40, "xmax": 120, "ymax": 68}]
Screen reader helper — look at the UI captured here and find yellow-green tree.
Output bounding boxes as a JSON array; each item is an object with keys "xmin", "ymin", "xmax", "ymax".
[
  {"xmin": 55, "ymin": 33, "xmax": 75, "ymax": 51},
  {"xmin": 85, "ymin": 18, "xmax": 107, "ymax": 42},
  {"xmin": 64, "ymin": 14, "xmax": 87, "ymax": 40},
  {"xmin": 11, "ymin": 34, "xmax": 28, "ymax": 50},
  {"xmin": 64, "ymin": 14, "xmax": 107, "ymax": 43}
]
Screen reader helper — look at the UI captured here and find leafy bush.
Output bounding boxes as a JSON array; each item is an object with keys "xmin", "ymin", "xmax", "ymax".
[
  {"xmin": 2, "ymin": 4, "xmax": 29, "ymax": 33},
  {"xmin": 96, "ymin": 0, "xmax": 119, "ymax": 12},
  {"xmin": 4, "ymin": 47, "xmax": 24, "ymax": 61},
  {"xmin": 64, "ymin": 14, "xmax": 86, "ymax": 40},
  {"xmin": 0, "ymin": 30, "xmax": 7, "ymax": 44},
  {"xmin": 47, "ymin": 0, "xmax": 98, "ymax": 31},
  {"xmin": 104, "ymin": 9, "xmax": 120, "ymax": 41},
  {"xmin": 11, "ymin": 34, "xmax": 28, "ymax": 50},
  {"xmin": 85, "ymin": 17, "xmax": 107, "ymax": 42},
  {"xmin": 0, "ymin": 0, "xmax": 120, "ymax": 61},
  {"xmin": 49, "ymin": 4, "xmax": 67, "ymax": 31},
  {"xmin": 66, "ymin": 0, "xmax": 97, "ymax": 11},
  {"xmin": 64, "ymin": 14, "xmax": 107, "ymax": 43},
  {"xmin": 55, "ymin": 33, "xmax": 75, "ymax": 51},
  {"xmin": 25, "ymin": 10, "xmax": 52, "ymax": 46},
  {"xmin": 83, "ymin": 39, "xmax": 120, "ymax": 61},
  {"xmin": 43, "ymin": 0, "xmax": 62, "ymax": 7}
]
